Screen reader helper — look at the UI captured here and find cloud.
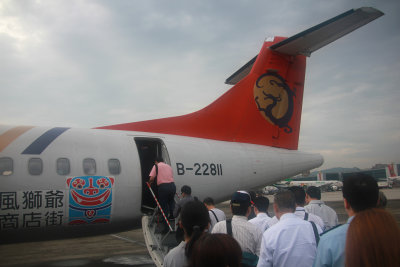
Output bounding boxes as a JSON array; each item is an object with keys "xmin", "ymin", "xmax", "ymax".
[{"xmin": 0, "ymin": 0, "xmax": 399, "ymax": 170}]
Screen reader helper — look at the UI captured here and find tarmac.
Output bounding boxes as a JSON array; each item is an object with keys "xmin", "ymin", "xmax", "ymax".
[{"xmin": 1, "ymin": 188, "xmax": 399, "ymax": 267}]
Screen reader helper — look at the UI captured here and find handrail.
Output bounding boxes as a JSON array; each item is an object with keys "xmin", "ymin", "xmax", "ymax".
[{"xmin": 146, "ymin": 182, "xmax": 173, "ymax": 232}]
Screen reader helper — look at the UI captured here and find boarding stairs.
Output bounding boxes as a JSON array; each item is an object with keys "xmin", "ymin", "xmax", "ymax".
[{"xmin": 142, "ymin": 182, "xmax": 179, "ymax": 267}]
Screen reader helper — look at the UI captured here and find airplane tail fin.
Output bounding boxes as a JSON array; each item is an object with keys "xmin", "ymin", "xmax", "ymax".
[{"xmin": 98, "ymin": 7, "xmax": 383, "ymax": 150}]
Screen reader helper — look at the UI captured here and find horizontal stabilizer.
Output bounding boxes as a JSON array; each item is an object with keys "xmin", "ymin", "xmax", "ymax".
[
  {"xmin": 225, "ymin": 55, "xmax": 257, "ymax": 85},
  {"xmin": 225, "ymin": 7, "xmax": 383, "ymax": 85},
  {"xmin": 270, "ymin": 7, "xmax": 384, "ymax": 56}
]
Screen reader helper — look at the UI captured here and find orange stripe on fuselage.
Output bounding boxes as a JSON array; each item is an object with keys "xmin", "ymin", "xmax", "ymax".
[{"xmin": 0, "ymin": 126, "xmax": 35, "ymax": 152}]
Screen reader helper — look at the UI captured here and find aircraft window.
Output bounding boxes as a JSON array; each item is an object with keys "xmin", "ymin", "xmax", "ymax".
[
  {"xmin": 83, "ymin": 158, "xmax": 96, "ymax": 175},
  {"xmin": 0, "ymin": 157, "xmax": 13, "ymax": 176},
  {"xmin": 57, "ymin": 158, "xmax": 70, "ymax": 175},
  {"xmin": 108, "ymin": 159, "xmax": 121, "ymax": 175},
  {"xmin": 28, "ymin": 158, "xmax": 43, "ymax": 175}
]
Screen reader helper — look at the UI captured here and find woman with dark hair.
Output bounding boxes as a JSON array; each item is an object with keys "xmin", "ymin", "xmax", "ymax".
[
  {"xmin": 164, "ymin": 200, "xmax": 210, "ymax": 267},
  {"xmin": 345, "ymin": 208, "xmax": 400, "ymax": 267},
  {"xmin": 189, "ymin": 233, "xmax": 242, "ymax": 267}
]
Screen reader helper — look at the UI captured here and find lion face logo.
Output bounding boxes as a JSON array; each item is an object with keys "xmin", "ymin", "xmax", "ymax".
[
  {"xmin": 66, "ymin": 176, "xmax": 114, "ymax": 225},
  {"xmin": 253, "ymin": 72, "xmax": 295, "ymax": 133}
]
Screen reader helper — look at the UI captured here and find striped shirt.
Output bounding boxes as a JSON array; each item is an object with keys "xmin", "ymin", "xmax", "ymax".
[{"xmin": 212, "ymin": 215, "xmax": 262, "ymax": 256}]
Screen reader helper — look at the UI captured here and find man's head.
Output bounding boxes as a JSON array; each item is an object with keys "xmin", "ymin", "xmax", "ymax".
[
  {"xmin": 203, "ymin": 197, "xmax": 215, "ymax": 210},
  {"xmin": 181, "ymin": 185, "xmax": 192, "ymax": 196},
  {"xmin": 230, "ymin": 191, "xmax": 251, "ymax": 216},
  {"xmin": 253, "ymin": 196, "xmax": 269, "ymax": 214},
  {"xmin": 155, "ymin": 156, "xmax": 164, "ymax": 164},
  {"xmin": 342, "ymin": 173, "xmax": 379, "ymax": 214},
  {"xmin": 273, "ymin": 190, "xmax": 296, "ymax": 219},
  {"xmin": 288, "ymin": 186, "xmax": 306, "ymax": 207},
  {"xmin": 306, "ymin": 186, "xmax": 321, "ymax": 203}
]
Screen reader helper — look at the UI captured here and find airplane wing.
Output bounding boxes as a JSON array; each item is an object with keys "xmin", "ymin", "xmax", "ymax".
[{"xmin": 225, "ymin": 7, "xmax": 384, "ymax": 85}]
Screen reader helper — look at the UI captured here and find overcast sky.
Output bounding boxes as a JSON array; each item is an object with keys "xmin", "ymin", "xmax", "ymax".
[{"xmin": 1, "ymin": 0, "xmax": 399, "ymax": 170}]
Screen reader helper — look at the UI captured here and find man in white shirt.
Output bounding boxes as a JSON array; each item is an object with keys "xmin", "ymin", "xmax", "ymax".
[
  {"xmin": 257, "ymin": 190, "xmax": 317, "ymax": 267},
  {"xmin": 305, "ymin": 186, "xmax": 338, "ymax": 231},
  {"xmin": 203, "ymin": 197, "xmax": 226, "ymax": 231},
  {"xmin": 212, "ymin": 191, "xmax": 262, "ymax": 256},
  {"xmin": 249, "ymin": 196, "xmax": 271, "ymax": 232},
  {"xmin": 289, "ymin": 186, "xmax": 324, "ymax": 233},
  {"xmin": 267, "ymin": 186, "xmax": 324, "ymax": 233}
]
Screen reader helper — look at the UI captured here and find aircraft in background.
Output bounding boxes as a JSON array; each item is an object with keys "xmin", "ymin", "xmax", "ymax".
[
  {"xmin": 386, "ymin": 163, "xmax": 399, "ymax": 187},
  {"xmin": 262, "ymin": 185, "xmax": 279, "ymax": 195},
  {"xmin": 0, "ymin": 7, "xmax": 383, "ymax": 244},
  {"xmin": 288, "ymin": 180, "xmax": 343, "ymax": 191},
  {"xmin": 270, "ymin": 178, "xmax": 342, "ymax": 192}
]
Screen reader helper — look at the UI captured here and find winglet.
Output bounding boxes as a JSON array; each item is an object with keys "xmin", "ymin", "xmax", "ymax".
[{"xmin": 225, "ymin": 55, "xmax": 257, "ymax": 85}]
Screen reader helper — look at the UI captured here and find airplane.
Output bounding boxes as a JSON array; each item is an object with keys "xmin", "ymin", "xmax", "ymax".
[
  {"xmin": 262, "ymin": 186, "xmax": 279, "ymax": 195},
  {"xmin": 0, "ymin": 7, "xmax": 383, "ymax": 244},
  {"xmin": 280, "ymin": 171, "xmax": 343, "ymax": 191},
  {"xmin": 269, "ymin": 178, "xmax": 341, "ymax": 192},
  {"xmin": 387, "ymin": 163, "xmax": 399, "ymax": 187},
  {"xmin": 288, "ymin": 180, "xmax": 343, "ymax": 191}
]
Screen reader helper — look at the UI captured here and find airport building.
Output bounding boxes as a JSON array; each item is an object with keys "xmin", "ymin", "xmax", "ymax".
[{"xmin": 291, "ymin": 163, "xmax": 400, "ymax": 188}]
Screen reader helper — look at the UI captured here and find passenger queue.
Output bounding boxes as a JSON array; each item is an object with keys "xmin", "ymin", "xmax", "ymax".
[
  {"xmin": 165, "ymin": 178, "xmax": 399, "ymax": 266},
  {"xmin": 151, "ymin": 160, "xmax": 400, "ymax": 266}
]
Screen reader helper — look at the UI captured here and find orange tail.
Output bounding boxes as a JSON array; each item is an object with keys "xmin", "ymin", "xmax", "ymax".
[
  {"xmin": 98, "ymin": 37, "xmax": 305, "ymax": 150},
  {"xmin": 98, "ymin": 7, "xmax": 383, "ymax": 150}
]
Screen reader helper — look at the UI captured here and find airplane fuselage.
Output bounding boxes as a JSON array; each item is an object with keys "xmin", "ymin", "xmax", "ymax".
[{"xmin": 0, "ymin": 125, "xmax": 322, "ymax": 242}]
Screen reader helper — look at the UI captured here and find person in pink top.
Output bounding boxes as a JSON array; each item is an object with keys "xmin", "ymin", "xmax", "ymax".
[{"xmin": 149, "ymin": 156, "xmax": 176, "ymax": 221}]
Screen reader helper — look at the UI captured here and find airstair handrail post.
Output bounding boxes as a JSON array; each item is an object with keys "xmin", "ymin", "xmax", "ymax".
[{"xmin": 146, "ymin": 182, "xmax": 173, "ymax": 232}]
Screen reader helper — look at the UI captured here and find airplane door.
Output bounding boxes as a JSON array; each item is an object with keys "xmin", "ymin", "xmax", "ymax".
[{"xmin": 134, "ymin": 137, "xmax": 171, "ymax": 214}]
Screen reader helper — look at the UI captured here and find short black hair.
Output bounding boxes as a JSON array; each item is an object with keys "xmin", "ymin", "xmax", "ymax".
[
  {"xmin": 181, "ymin": 185, "xmax": 192, "ymax": 195},
  {"xmin": 306, "ymin": 186, "xmax": 321, "ymax": 200},
  {"xmin": 342, "ymin": 173, "xmax": 379, "ymax": 212},
  {"xmin": 274, "ymin": 190, "xmax": 296, "ymax": 212},
  {"xmin": 203, "ymin": 197, "xmax": 215, "ymax": 206},
  {"xmin": 254, "ymin": 196, "xmax": 269, "ymax": 212},
  {"xmin": 230, "ymin": 191, "xmax": 251, "ymax": 216},
  {"xmin": 231, "ymin": 204, "xmax": 250, "ymax": 216},
  {"xmin": 155, "ymin": 156, "xmax": 164, "ymax": 162},
  {"xmin": 288, "ymin": 186, "xmax": 306, "ymax": 206}
]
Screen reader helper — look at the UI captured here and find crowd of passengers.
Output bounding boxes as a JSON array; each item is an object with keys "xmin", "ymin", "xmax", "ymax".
[{"xmin": 161, "ymin": 174, "xmax": 400, "ymax": 267}]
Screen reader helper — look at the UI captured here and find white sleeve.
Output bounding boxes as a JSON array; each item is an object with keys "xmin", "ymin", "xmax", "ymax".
[
  {"xmin": 257, "ymin": 233, "xmax": 273, "ymax": 267},
  {"xmin": 255, "ymin": 227, "xmax": 263, "ymax": 256},
  {"xmin": 211, "ymin": 221, "xmax": 227, "ymax": 234}
]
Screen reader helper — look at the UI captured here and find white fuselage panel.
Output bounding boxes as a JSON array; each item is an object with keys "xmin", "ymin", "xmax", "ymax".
[{"xmin": 0, "ymin": 126, "xmax": 323, "ymax": 241}]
